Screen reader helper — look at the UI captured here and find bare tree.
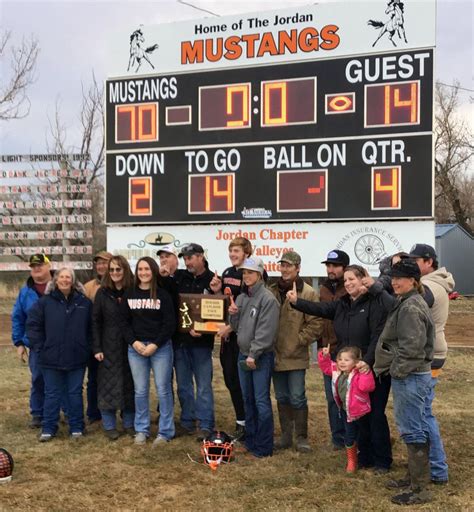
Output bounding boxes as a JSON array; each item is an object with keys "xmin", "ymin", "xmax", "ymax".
[
  {"xmin": 435, "ymin": 81, "xmax": 474, "ymax": 235},
  {"xmin": 0, "ymin": 30, "xmax": 39, "ymax": 120}
]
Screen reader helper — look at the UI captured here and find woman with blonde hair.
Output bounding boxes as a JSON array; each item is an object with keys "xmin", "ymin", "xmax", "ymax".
[
  {"xmin": 93, "ymin": 255, "xmax": 136, "ymax": 440},
  {"xmin": 26, "ymin": 267, "xmax": 92, "ymax": 442}
]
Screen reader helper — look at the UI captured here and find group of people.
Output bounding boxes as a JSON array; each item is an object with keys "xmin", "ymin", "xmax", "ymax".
[{"xmin": 11, "ymin": 237, "xmax": 454, "ymax": 506}]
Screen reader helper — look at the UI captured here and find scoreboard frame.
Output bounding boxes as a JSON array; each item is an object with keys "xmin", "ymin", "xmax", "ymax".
[{"xmin": 105, "ymin": 49, "xmax": 434, "ymax": 225}]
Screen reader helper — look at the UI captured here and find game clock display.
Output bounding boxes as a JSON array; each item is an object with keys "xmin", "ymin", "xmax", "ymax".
[{"xmin": 105, "ymin": 49, "xmax": 433, "ymax": 224}]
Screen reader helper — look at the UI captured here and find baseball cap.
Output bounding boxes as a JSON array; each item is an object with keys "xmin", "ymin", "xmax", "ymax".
[
  {"xmin": 93, "ymin": 251, "xmax": 113, "ymax": 262},
  {"xmin": 239, "ymin": 257, "xmax": 265, "ymax": 274},
  {"xmin": 29, "ymin": 254, "xmax": 51, "ymax": 266},
  {"xmin": 157, "ymin": 244, "xmax": 178, "ymax": 257},
  {"xmin": 388, "ymin": 260, "xmax": 421, "ymax": 280},
  {"xmin": 178, "ymin": 243, "xmax": 205, "ymax": 258},
  {"xmin": 321, "ymin": 250, "xmax": 350, "ymax": 267},
  {"xmin": 408, "ymin": 244, "xmax": 437, "ymax": 260},
  {"xmin": 278, "ymin": 251, "xmax": 301, "ymax": 266}
]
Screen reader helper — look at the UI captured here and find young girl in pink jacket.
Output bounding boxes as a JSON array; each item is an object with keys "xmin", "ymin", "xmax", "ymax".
[{"xmin": 318, "ymin": 346, "xmax": 375, "ymax": 473}]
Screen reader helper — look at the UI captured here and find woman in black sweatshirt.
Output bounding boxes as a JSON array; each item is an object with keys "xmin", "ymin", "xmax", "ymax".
[{"xmin": 121, "ymin": 257, "xmax": 176, "ymax": 446}]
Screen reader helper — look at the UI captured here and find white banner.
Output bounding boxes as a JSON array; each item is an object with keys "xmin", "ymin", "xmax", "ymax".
[
  {"xmin": 0, "ymin": 200, "xmax": 92, "ymax": 210},
  {"xmin": 0, "ymin": 246, "xmax": 93, "ymax": 256},
  {"xmin": 107, "ymin": 220, "xmax": 435, "ymax": 276},
  {"xmin": 0, "ymin": 230, "xmax": 93, "ymax": 241},
  {"xmin": 0, "ymin": 261, "xmax": 93, "ymax": 271},
  {"xmin": 107, "ymin": 2, "xmax": 435, "ymax": 77},
  {"xmin": 2, "ymin": 215, "xmax": 92, "ymax": 225},
  {"xmin": 0, "ymin": 184, "xmax": 89, "ymax": 194}
]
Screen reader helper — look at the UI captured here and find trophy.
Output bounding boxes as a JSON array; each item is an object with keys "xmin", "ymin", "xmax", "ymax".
[{"xmin": 178, "ymin": 294, "xmax": 229, "ymax": 333}]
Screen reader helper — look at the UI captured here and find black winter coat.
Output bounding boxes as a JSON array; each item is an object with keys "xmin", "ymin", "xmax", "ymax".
[
  {"xmin": 92, "ymin": 287, "xmax": 135, "ymax": 411},
  {"xmin": 292, "ymin": 293, "xmax": 387, "ymax": 367},
  {"xmin": 26, "ymin": 289, "xmax": 92, "ymax": 370}
]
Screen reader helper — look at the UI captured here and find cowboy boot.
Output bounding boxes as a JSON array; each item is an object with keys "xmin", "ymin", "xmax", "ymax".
[
  {"xmin": 274, "ymin": 403, "xmax": 293, "ymax": 450},
  {"xmin": 391, "ymin": 443, "xmax": 432, "ymax": 505},
  {"xmin": 294, "ymin": 406, "xmax": 312, "ymax": 453},
  {"xmin": 346, "ymin": 444, "xmax": 358, "ymax": 473}
]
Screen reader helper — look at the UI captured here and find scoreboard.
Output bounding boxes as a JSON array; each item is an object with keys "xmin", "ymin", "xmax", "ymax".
[{"xmin": 105, "ymin": 10, "xmax": 434, "ymax": 225}]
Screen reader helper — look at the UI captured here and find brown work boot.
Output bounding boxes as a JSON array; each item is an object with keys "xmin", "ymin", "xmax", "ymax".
[
  {"xmin": 274, "ymin": 403, "xmax": 293, "ymax": 450},
  {"xmin": 294, "ymin": 407, "xmax": 312, "ymax": 453}
]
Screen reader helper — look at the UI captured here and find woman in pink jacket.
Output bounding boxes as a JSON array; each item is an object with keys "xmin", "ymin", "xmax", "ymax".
[{"xmin": 318, "ymin": 345, "xmax": 375, "ymax": 473}]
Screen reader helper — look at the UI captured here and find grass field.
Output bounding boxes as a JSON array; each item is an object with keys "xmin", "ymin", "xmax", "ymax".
[{"xmin": 0, "ymin": 343, "xmax": 473, "ymax": 511}]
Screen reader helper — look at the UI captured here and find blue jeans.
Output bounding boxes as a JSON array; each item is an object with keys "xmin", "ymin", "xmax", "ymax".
[
  {"xmin": 273, "ymin": 369, "xmax": 307, "ymax": 409},
  {"xmin": 86, "ymin": 355, "xmax": 101, "ymax": 421},
  {"xmin": 28, "ymin": 349, "xmax": 44, "ymax": 418},
  {"xmin": 101, "ymin": 409, "xmax": 135, "ymax": 431},
  {"xmin": 392, "ymin": 373, "xmax": 431, "ymax": 445},
  {"xmin": 174, "ymin": 344, "xmax": 215, "ymax": 432},
  {"xmin": 323, "ymin": 373, "xmax": 345, "ymax": 447},
  {"xmin": 238, "ymin": 352, "xmax": 274, "ymax": 457},
  {"xmin": 128, "ymin": 341, "xmax": 174, "ymax": 439},
  {"xmin": 41, "ymin": 367, "xmax": 86, "ymax": 435},
  {"xmin": 340, "ymin": 409, "xmax": 359, "ymax": 447},
  {"xmin": 424, "ymin": 376, "xmax": 448, "ymax": 481}
]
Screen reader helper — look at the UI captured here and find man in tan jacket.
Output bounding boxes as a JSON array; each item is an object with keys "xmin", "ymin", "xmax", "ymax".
[{"xmin": 269, "ymin": 251, "xmax": 321, "ymax": 453}]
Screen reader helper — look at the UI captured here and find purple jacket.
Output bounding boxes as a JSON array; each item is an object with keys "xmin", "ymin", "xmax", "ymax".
[{"xmin": 318, "ymin": 351, "xmax": 375, "ymax": 422}]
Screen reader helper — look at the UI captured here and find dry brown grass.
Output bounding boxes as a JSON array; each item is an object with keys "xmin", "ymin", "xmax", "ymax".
[{"xmin": 0, "ymin": 345, "xmax": 473, "ymax": 512}]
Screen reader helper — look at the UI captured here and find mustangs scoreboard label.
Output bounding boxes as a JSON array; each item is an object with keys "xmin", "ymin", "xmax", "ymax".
[{"xmin": 105, "ymin": 2, "xmax": 435, "ymax": 225}]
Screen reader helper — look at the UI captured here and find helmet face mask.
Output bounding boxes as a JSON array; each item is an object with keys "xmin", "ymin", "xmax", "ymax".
[
  {"xmin": 200, "ymin": 431, "xmax": 234, "ymax": 470},
  {"xmin": 0, "ymin": 448, "xmax": 14, "ymax": 484}
]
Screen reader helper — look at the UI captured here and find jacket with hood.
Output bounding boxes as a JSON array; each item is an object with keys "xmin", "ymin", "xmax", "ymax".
[
  {"xmin": 318, "ymin": 351, "xmax": 375, "ymax": 422},
  {"xmin": 229, "ymin": 280, "xmax": 279, "ymax": 360},
  {"xmin": 11, "ymin": 276, "xmax": 48, "ymax": 348},
  {"xmin": 374, "ymin": 289, "xmax": 434, "ymax": 379},
  {"xmin": 421, "ymin": 267, "xmax": 454, "ymax": 367},
  {"xmin": 26, "ymin": 283, "xmax": 93, "ymax": 370}
]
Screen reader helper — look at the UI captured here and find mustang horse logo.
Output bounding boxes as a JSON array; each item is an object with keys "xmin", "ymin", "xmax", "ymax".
[
  {"xmin": 368, "ymin": 0, "xmax": 408, "ymax": 47},
  {"xmin": 127, "ymin": 28, "xmax": 159, "ymax": 72}
]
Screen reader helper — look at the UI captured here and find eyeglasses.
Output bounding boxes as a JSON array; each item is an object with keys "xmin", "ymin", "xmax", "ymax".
[{"xmin": 109, "ymin": 268, "xmax": 123, "ymax": 273}]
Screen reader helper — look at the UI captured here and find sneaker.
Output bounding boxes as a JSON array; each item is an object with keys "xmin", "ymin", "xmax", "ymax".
[
  {"xmin": 30, "ymin": 416, "xmax": 42, "ymax": 429},
  {"xmin": 152, "ymin": 435, "xmax": 169, "ymax": 448},
  {"xmin": 431, "ymin": 479, "xmax": 448, "ymax": 486},
  {"xmin": 134, "ymin": 432, "xmax": 147, "ymax": 445},
  {"xmin": 39, "ymin": 433, "xmax": 53, "ymax": 443},
  {"xmin": 71, "ymin": 432, "xmax": 84, "ymax": 440},
  {"xmin": 196, "ymin": 429, "xmax": 212, "ymax": 442},
  {"xmin": 232, "ymin": 423, "xmax": 246, "ymax": 442},
  {"xmin": 105, "ymin": 429, "xmax": 120, "ymax": 441}
]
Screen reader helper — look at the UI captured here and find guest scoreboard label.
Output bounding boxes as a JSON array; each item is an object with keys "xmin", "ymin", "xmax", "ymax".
[{"xmin": 105, "ymin": 3, "xmax": 435, "ymax": 224}]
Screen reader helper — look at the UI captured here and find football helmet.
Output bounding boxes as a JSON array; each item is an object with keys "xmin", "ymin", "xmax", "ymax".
[
  {"xmin": 201, "ymin": 431, "xmax": 234, "ymax": 471},
  {"xmin": 0, "ymin": 448, "xmax": 14, "ymax": 484}
]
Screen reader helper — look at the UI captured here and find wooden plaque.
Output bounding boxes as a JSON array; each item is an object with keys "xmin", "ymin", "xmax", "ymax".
[{"xmin": 178, "ymin": 293, "xmax": 229, "ymax": 333}]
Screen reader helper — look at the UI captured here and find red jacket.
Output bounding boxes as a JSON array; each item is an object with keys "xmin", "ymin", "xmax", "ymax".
[{"xmin": 318, "ymin": 351, "xmax": 375, "ymax": 422}]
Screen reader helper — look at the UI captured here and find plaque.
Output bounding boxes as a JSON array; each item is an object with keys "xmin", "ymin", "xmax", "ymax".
[{"xmin": 178, "ymin": 293, "xmax": 229, "ymax": 333}]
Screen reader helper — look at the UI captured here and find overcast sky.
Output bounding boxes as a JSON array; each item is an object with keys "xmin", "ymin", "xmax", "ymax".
[{"xmin": 0, "ymin": 0, "xmax": 472, "ymax": 155}]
